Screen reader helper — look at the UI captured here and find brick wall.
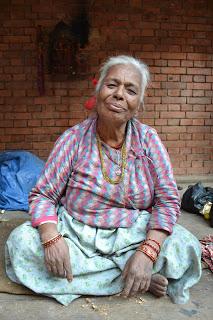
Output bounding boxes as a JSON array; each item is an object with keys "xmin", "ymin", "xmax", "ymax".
[{"xmin": 0, "ymin": 0, "xmax": 212, "ymax": 175}]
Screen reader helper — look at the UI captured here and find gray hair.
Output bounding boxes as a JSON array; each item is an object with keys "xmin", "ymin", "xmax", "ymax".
[{"xmin": 95, "ymin": 55, "xmax": 150, "ymax": 105}]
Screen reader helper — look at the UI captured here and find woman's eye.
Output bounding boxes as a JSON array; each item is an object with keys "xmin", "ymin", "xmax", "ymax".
[
  {"xmin": 107, "ymin": 84, "xmax": 116, "ymax": 88},
  {"xmin": 127, "ymin": 89, "xmax": 136, "ymax": 95}
]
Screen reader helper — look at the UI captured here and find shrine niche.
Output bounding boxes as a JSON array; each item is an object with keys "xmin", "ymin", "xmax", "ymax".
[{"xmin": 48, "ymin": 12, "xmax": 90, "ymax": 80}]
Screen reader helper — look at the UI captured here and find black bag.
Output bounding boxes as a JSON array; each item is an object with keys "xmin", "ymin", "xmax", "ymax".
[{"xmin": 181, "ymin": 182, "xmax": 213, "ymax": 227}]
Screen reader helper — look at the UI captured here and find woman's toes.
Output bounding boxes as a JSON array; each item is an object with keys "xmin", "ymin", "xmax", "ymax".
[{"xmin": 148, "ymin": 274, "xmax": 168, "ymax": 298}]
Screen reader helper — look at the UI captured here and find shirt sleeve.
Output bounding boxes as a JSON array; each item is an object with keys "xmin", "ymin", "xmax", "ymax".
[
  {"xmin": 29, "ymin": 129, "xmax": 78, "ymax": 227},
  {"xmin": 144, "ymin": 128, "xmax": 181, "ymax": 234}
]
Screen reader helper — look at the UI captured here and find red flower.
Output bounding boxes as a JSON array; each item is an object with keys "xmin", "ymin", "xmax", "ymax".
[
  {"xmin": 84, "ymin": 96, "xmax": 96, "ymax": 110},
  {"xmin": 92, "ymin": 78, "xmax": 98, "ymax": 86}
]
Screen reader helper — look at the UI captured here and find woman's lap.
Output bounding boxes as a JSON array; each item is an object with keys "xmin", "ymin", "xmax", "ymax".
[{"xmin": 5, "ymin": 207, "xmax": 202, "ymax": 306}]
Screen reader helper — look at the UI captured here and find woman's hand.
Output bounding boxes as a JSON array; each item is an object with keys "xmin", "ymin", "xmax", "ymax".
[
  {"xmin": 44, "ymin": 237, "xmax": 73, "ymax": 282},
  {"xmin": 38, "ymin": 223, "xmax": 73, "ymax": 282},
  {"xmin": 121, "ymin": 251, "xmax": 153, "ymax": 297}
]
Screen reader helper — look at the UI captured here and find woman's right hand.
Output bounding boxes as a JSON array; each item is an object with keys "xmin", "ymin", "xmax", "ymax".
[
  {"xmin": 38, "ymin": 223, "xmax": 73, "ymax": 282},
  {"xmin": 44, "ymin": 237, "xmax": 73, "ymax": 282}
]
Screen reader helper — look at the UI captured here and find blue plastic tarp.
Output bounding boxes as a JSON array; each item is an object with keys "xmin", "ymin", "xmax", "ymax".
[{"xmin": 0, "ymin": 151, "xmax": 44, "ymax": 211}]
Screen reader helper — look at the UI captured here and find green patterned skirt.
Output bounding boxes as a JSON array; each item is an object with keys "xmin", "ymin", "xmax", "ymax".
[{"xmin": 5, "ymin": 207, "xmax": 202, "ymax": 306}]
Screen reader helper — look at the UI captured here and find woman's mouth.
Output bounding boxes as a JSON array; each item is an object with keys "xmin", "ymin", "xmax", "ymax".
[{"xmin": 106, "ymin": 103, "xmax": 126, "ymax": 113}]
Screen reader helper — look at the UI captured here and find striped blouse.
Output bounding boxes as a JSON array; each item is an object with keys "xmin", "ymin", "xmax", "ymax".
[{"xmin": 29, "ymin": 115, "xmax": 180, "ymax": 234}]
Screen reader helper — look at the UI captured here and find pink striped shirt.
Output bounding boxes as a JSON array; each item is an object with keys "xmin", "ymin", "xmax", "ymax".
[{"xmin": 29, "ymin": 115, "xmax": 180, "ymax": 234}]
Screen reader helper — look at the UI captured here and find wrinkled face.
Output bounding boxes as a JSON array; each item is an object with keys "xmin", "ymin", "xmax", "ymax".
[{"xmin": 96, "ymin": 64, "xmax": 142, "ymax": 125}]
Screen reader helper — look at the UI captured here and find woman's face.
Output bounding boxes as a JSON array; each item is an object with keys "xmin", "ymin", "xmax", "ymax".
[{"xmin": 96, "ymin": 64, "xmax": 142, "ymax": 125}]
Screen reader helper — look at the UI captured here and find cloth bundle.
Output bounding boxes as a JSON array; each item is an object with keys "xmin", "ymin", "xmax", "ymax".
[{"xmin": 200, "ymin": 235, "xmax": 213, "ymax": 272}]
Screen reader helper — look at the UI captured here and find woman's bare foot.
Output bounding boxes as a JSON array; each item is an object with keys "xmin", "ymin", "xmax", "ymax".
[{"xmin": 149, "ymin": 274, "xmax": 168, "ymax": 297}]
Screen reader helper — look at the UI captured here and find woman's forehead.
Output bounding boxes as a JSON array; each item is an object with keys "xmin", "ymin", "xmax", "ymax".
[{"xmin": 105, "ymin": 64, "xmax": 141, "ymax": 87}]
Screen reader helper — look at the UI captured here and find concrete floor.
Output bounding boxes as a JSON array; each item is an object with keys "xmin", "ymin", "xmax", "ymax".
[{"xmin": 0, "ymin": 182, "xmax": 212, "ymax": 320}]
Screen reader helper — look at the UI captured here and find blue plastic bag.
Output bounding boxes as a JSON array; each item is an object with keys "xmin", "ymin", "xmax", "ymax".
[{"xmin": 0, "ymin": 151, "xmax": 44, "ymax": 211}]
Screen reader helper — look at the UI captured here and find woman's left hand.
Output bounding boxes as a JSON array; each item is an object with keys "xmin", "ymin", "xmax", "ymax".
[{"xmin": 121, "ymin": 251, "xmax": 153, "ymax": 297}]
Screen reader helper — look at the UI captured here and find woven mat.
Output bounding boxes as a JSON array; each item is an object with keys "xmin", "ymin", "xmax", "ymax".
[{"xmin": 0, "ymin": 219, "xmax": 35, "ymax": 295}]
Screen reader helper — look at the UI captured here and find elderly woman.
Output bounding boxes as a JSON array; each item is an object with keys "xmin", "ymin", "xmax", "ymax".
[{"xmin": 5, "ymin": 55, "xmax": 201, "ymax": 306}]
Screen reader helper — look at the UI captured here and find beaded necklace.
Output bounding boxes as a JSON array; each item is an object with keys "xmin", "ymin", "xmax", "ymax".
[{"xmin": 96, "ymin": 134, "xmax": 127, "ymax": 184}]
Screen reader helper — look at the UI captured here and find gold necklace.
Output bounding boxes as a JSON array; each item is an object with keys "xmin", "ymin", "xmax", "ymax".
[{"xmin": 96, "ymin": 134, "xmax": 127, "ymax": 184}]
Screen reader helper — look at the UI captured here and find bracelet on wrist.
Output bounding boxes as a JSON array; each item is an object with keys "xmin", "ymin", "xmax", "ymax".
[
  {"xmin": 139, "ymin": 241, "xmax": 160, "ymax": 255},
  {"xmin": 136, "ymin": 246, "xmax": 157, "ymax": 263},
  {"xmin": 147, "ymin": 238, "xmax": 161, "ymax": 250},
  {"xmin": 42, "ymin": 233, "xmax": 62, "ymax": 248}
]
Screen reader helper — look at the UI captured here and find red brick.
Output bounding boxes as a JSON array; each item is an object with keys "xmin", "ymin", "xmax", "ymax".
[
  {"xmin": 168, "ymin": 75, "xmax": 180, "ymax": 81},
  {"xmin": 162, "ymin": 126, "xmax": 187, "ymax": 133},
  {"xmin": 154, "ymin": 74, "xmax": 167, "ymax": 81},
  {"xmin": 162, "ymin": 97, "xmax": 186, "ymax": 104},
  {"xmin": 161, "ymin": 67, "xmax": 186, "ymax": 74},
  {"xmin": 186, "ymin": 112, "xmax": 211, "ymax": 119},
  {"xmin": 142, "ymin": 119, "xmax": 155, "ymax": 126},
  {"xmin": 192, "ymin": 160, "xmax": 203, "ymax": 168},
  {"xmin": 187, "ymin": 126, "xmax": 210, "ymax": 133},
  {"xmin": 28, "ymin": 120, "xmax": 41, "ymax": 127},
  {"xmin": 3, "ymin": 35, "xmax": 30, "ymax": 43},
  {"xmin": 168, "ymin": 89, "xmax": 180, "ymax": 96},
  {"xmin": 155, "ymin": 104, "xmax": 168, "ymax": 111},
  {"xmin": 193, "ymin": 90, "xmax": 204, "ymax": 97},
  {"xmin": 168, "ymin": 119, "xmax": 180, "ymax": 126},
  {"xmin": 206, "ymin": 76, "xmax": 213, "ymax": 82},
  {"xmin": 193, "ymin": 76, "xmax": 206, "ymax": 82},
  {"xmin": 55, "ymin": 119, "xmax": 69, "ymax": 127},
  {"xmin": 206, "ymin": 91, "xmax": 213, "ymax": 97},
  {"xmin": 206, "ymin": 106, "xmax": 213, "ymax": 112},
  {"xmin": 187, "ymin": 83, "xmax": 211, "ymax": 90},
  {"xmin": 187, "ymin": 140, "xmax": 210, "ymax": 147},
  {"xmin": 187, "ymin": 97, "xmax": 211, "ymax": 105},
  {"xmin": 193, "ymin": 105, "xmax": 205, "ymax": 112},
  {"xmin": 181, "ymin": 75, "xmax": 193, "ymax": 82},
  {"xmin": 166, "ymin": 134, "xmax": 180, "ymax": 140},
  {"xmin": 187, "ymin": 167, "xmax": 210, "ymax": 174},
  {"xmin": 162, "ymin": 82, "xmax": 186, "ymax": 89},
  {"xmin": 5, "ymin": 142, "xmax": 32, "ymax": 149},
  {"xmin": 167, "ymin": 147, "xmax": 180, "ymax": 154},
  {"xmin": 181, "ymin": 90, "xmax": 192, "ymax": 96},
  {"xmin": 180, "ymin": 119, "xmax": 193, "ymax": 125},
  {"xmin": 168, "ymin": 60, "xmax": 180, "ymax": 67},
  {"xmin": 34, "ymin": 97, "xmax": 61, "ymax": 105},
  {"xmin": 180, "ymin": 133, "xmax": 192, "ymax": 140},
  {"xmin": 165, "ymin": 140, "xmax": 185, "ymax": 147},
  {"xmin": 154, "ymin": 89, "xmax": 167, "ymax": 96},
  {"xmin": 187, "ymin": 154, "xmax": 210, "ymax": 161},
  {"xmin": 173, "ymin": 167, "xmax": 187, "ymax": 175},
  {"xmin": 5, "ymin": 113, "xmax": 31, "ymax": 120},
  {"xmin": 33, "ymin": 141, "xmax": 54, "ymax": 150},
  {"xmin": 187, "ymin": 68, "xmax": 211, "ymax": 75},
  {"xmin": 168, "ymin": 105, "xmax": 181, "ymax": 111},
  {"xmin": 180, "ymin": 161, "xmax": 191, "ymax": 168},
  {"xmin": 181, "ymin": 60, "xmax": 193, "ymax": 67},
  {"xmin": 155, "ymin": 119, "xmax": 167, "ymax": 125},
  {"xmin": 0, "ymin": 120, "xmax": 13, "ymax": 127},
  {"xmin": 161, "ymin": 111, "xmax": 185, "ymax": 119},
  {"xmin": 160, "ymin": 53, "xmax": 187, "ymax": 60},
  {"xmin": 205, "ymin": 119, "xmax": 213, "ymax": 125}
]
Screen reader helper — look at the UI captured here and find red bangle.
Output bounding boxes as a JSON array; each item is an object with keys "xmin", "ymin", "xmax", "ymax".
[
  {"xmin": 147, "ymin": 238, "xmax": 161, "ymax": 250},
  {"xmin": 140, "ymin": 241, "xmax": 160, "ymax": 255},
  {"xmin": 42, "ymin": 234, "xmax": 62, "ymax": 248},
  {"xmin": 136, "ymin": 245, "xmax": 157, "ymax": 263}
]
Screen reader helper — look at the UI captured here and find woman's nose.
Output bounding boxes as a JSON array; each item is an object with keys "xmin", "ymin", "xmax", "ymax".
[{"xmin": 113, "ymin": 85, "xmax": 124, "ymax": 100}]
